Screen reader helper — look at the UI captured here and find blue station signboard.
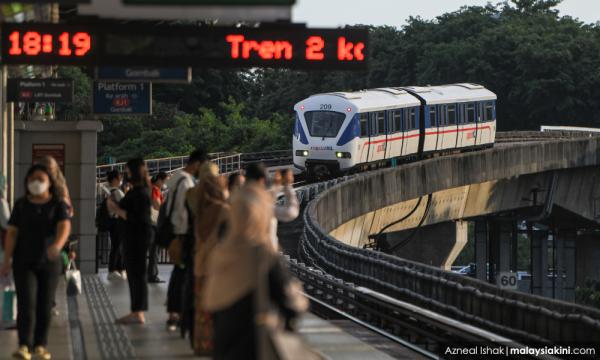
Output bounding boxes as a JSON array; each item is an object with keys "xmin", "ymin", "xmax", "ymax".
[{"xmin": 93, "ymin": 81, "xmax": 152, "ymax": 115}]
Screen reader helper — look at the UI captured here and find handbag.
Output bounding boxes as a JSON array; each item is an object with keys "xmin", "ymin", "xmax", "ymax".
[
  {"xmin": 254, "ymin": 248, "xmax": 321, "ymax": 360},
  {"xmin": 65, "ymin": 260, "xmax": 82, "ymax": 296},
  {"xmin": 168, "ymin": 236, "xmax": 184, "ymax": 266}
]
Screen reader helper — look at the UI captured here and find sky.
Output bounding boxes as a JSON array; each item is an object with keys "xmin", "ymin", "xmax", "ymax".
[{"xmin": 292, "ymin": 0, "xmax": 600, "ymax": 28}]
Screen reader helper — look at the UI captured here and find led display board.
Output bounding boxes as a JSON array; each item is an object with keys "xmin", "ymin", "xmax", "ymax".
[{"xmin": 1, "ymin": 23, "xmax": 368, "ymax": 70}]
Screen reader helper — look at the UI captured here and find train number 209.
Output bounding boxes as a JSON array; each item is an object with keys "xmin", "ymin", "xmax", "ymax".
[{"xmin": 319, "ymin": 104, "xmax": 332, "ymax": 110}]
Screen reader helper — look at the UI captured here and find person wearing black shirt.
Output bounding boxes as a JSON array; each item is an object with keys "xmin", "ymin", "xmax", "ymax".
[
  {"xmin": 0, "ymin": 164, "xmax": 71, "ymax": 360},
  {"xmin": 108, "ymin": 158, "xmax": 152, "ymax": 325}
]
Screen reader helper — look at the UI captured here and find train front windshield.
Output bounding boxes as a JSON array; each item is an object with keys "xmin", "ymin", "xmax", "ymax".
[{"xmin": 304, "ymin": 111, "xmax": 346, "ymax": 138}]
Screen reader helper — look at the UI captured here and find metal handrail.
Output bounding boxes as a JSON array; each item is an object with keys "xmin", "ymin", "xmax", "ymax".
[
  {"xmin": 96, "ymin": 150, "xmax": 293, "ymax": 183},
  {"xmin": 96, "ymin": 152, "xmax": 243, "ymax": 183}
]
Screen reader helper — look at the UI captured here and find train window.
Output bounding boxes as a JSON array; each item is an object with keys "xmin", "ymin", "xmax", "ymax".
[
  {"xmin": 447, "ymin": 104, "xmax": 456, "ymax": 125},
  {"xmin": 439, "ymin": 106, "xmax": 446, "ymax": 126},
  {"xmin": 370, "ymin": 113, "xmax": 378, "ymax": 136},
  {"xmin": 392, "ymin": 110, "xmax": 402, "ymax": 132},
  {"xmin": 485, "ymin": 102, "xmax": 494, "ymax": 121},
  {"xmin": 408, "ymin": 108, "xmax": 417, "ymax": 130},
  {"xmin": 359, "ymin": 113, "xmax": 368, "ymax": 137},
  {"xmin": 429, "ymin": 106, "xmax": 437, "ymax": 127},
  {"xmin": 304, "ymin": 111, "xmax": 346, "ymax": 138},
  {"xmin": 376, "ymin": 111, "xmax": 385, "ymax": 135},
  {"xmin": 466, "ymin": 103, "xmax": 476, "ymax": 123}
]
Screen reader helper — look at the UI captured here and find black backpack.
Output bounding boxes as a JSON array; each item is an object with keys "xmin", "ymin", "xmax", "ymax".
[
  {"xmin": 155, "ymin": 177, "xmax": 186, "ymax": 248},
  {"xmin": 95, "ymin": 189, "xmax": 116, "ymax": 232}
]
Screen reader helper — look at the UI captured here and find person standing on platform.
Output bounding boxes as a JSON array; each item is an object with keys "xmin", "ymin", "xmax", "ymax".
[
  {"xmin": 108, "ymin": 158, "xmax": 152, "ymax": 325},
  {"xmin": 148, "ymin": 172, "xmax": 168, "ymax": 283},
  {"xmin": 244, "ymin": 164, "xmax": 299, "ymax": 250},
  {"xmin": 1, "ymin": 164, "xmax": 71, "ymax": 360},
  {"xmin": 203, "ymin": 182, "xmax": 305, "ymax": 360},
  {"xmin": 164, "ymin": 149, "xmax": 209, "ymax": 332},
  {"xmin": 106, "ymin": 170, "xmax": 126, "ymax": 280},
  {"xmin": 0, "ymin": 187, "xmax": 10, "ymax": 249}
]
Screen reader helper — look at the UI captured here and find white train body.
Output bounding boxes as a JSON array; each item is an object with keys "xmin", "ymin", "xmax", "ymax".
[{"xmin": 293, "ymin": 83, "xmax": 497, "ymax": 178}]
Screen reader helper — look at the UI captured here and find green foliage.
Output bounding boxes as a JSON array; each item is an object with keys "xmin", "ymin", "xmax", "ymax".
[{"xmin": 576, "ymin": 279, "xmax": 600, "ymax": 309}]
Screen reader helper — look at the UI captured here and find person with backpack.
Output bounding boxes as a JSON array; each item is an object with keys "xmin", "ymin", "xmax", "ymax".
[
  {"xmin": 159, "ymin": 149, "xmax": 208, "ymax": 332},
  {"xmin": 104, "ymin": 170, "xmax": 126, "ymax": 280}
]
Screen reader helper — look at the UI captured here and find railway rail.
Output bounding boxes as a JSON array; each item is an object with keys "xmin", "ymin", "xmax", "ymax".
[{"xmin": 286, "ymin": 256, "xmax": 558, "ymax": 360}]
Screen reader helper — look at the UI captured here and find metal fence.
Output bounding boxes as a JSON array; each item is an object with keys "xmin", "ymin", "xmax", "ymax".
[
  {"xmin": 96, "ymin": 152, "xmax": 242, "ymax": 183},
  {"xmin": 96, "ymin": 231, "xmax": 171, "ymax": 271}
]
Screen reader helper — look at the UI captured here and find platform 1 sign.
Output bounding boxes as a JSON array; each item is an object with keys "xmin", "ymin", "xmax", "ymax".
[
  {"xmin": 7, "ymin": 79, "xmax": 73, "ymax": 103},
  {"xmin": 95, "ymin": 67, "xmax": 191, "ymax": 83},
  {"xmin": 0, "ymin": 23, "xmax": 368, "ymax": 70},
  {"xmin": 93, "ymin": 82, "xmax": 152, "ymax": 115}
]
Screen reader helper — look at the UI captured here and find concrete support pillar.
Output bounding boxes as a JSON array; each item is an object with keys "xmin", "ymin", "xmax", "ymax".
[
  {"xmin": 554, "ymin": 229, "xmax": 576, "ymax": 301},
  {"xmin": 474, "ymin": 219, "xmax": 488, "ymax": 281},
  {"xmin": 531, "ymin": 230, "xmax": 549, "ymax": 297},
  {"xmin": 383, "ymin": 221, "xmax": 467, "ymax": 269},
  {"xmin": 498, "ymin": 224, "xmax": 511, "ymax": 273},
  {"xmin": 15, "ymin": 120, "xmax": 103, "ymax": 274},
  {"xmin": 576, "ymin": 233, "xmax": 600, "ymax": 287}
]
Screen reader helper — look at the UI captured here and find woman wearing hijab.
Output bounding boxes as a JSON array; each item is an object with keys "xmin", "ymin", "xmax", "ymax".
[
  {"xmin": 191, "ymin": 169, "xmax": 230, "ymax": 356},
  {"xmin": 107, "ymin": 158, "xmax": 152, "ymax": 325},
  {"xmin": 203, "ymin": 182, "xmax": 306, "ymax": 360},
  {"xmin": 0, "ymin": 164, "xmax": 71, "ymax": 360}
]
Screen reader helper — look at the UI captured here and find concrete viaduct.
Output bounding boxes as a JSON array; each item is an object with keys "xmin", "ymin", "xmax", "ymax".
[{"xmin": 300, "ymin": 131, "xmax": 600, "ymax": 344}]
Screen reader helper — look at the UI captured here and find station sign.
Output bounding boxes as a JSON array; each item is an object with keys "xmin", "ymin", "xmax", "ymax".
[
  {"xmin": 0, "ymin": 23, "xmax": 368, "ymax": 70},
  {"xmin": 32, "ymin": 144, "xmax": 66, "ymax": 173},
  {"xmin": 95, "ymin": 67, "xmax": 192, "ymax": 83},
  {"xmin": 93, "ymin": 82, "xmax": 152, "ymax": 115},
  {"xmin": 7, "ymin": 78, "xmax": 73, "ymax": 103},
  {"xmin": 496, "ymin": 271, "xmax": 518, "ymax": 290}
]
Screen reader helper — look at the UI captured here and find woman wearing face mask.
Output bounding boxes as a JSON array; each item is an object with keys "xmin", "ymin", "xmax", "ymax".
[
  {"xmin": 0, "ymin": 164, "xmax": 71, "ymax": 360},
  {"xmin": 107, "ymin": 158, "xmax": 152, "ymax": 325}
]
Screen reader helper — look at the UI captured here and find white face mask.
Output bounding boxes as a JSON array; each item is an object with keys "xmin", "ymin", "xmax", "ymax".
[{"xmin": 28, "ymin": 180, "xmax": 49, "ymax": 196}]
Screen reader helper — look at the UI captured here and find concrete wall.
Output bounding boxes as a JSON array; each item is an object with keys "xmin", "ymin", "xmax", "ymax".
[
  {"xmin": 329, "ymin": 167, "xmax": 600, "ymax": 247},
  {"xmin": 312, "ymin": 135, "xmax": 600, "ymax": 234},
  {"xmin": 15, "ymin": 120, "xmax": 103, "ymax": 273}
]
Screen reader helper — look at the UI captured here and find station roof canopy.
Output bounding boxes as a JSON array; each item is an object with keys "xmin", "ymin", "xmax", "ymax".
[{"xmin": 77, "ymin": 0, "xmax": 293, "ymax": 24}]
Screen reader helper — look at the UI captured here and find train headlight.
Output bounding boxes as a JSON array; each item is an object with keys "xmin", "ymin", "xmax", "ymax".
[
  {"xmin": 335, "ymin": 152, "xmax": 351, "ymax": 159},
  {"xmin": 296, "ymin": 150, "xmax": 309, "ymax": 157}
]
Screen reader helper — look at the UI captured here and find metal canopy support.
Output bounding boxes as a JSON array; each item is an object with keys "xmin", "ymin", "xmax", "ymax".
[{"xmin": 474, "ymin": 219, "xmax": 488, "ymax": 282}]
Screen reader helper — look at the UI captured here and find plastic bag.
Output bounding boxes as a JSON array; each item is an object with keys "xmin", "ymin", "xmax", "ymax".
[
  {"xmin": 2, "ymin": 277, "xmax": 16, "ymax": 322},
  {"xmin": 65, "ymin": 260, "xmax": 82, "ymax": 296}
]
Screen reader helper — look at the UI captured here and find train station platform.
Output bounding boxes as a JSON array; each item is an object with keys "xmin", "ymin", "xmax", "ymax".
[{"xmin": 0, "ymin": 266, "xmax": 400, "ymax": 360}]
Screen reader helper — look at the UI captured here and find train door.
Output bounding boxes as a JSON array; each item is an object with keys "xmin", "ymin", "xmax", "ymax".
[
  {"xmin": 389, "ymin": 109, "xmax": 402, "ymax": 158},
  {"xmin": 455, "ymin": 103, "xmax": 465, "ymax": 148},
  {"xmin": 358, "ymin": 113, "xmax": 369, "ymax": 164},
  {"xmin": 463, "ymin": 102, "xmax": 477, "ymax": 148},
  {"xmin": 475, "ymin": 102, "xmax": 482, "ymax": 146},
  {"xmin": 423, "ymin": 105, "xmax": 438, "ymax": 153},
  {"xmin": 404, "ymin": 107, "xmax": 419, "ymax": 155},
  {"xmin": 368, "ymin": 111, "xmax": 385, "ymax": 162}
]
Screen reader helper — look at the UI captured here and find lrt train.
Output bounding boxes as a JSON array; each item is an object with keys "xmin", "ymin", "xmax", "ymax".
[{"xmin": 293, "ymin": 83, "xmax": 497, "ymax": 179}]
